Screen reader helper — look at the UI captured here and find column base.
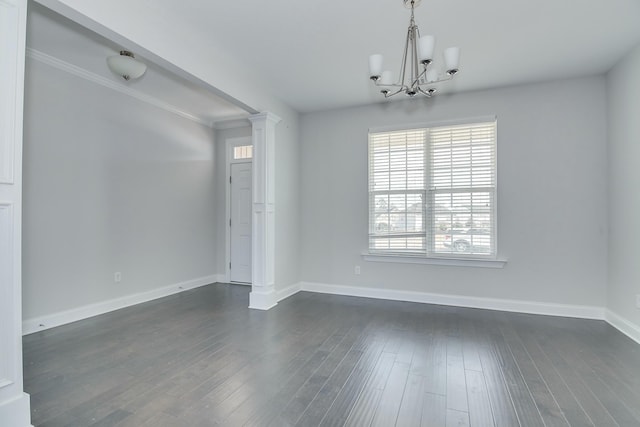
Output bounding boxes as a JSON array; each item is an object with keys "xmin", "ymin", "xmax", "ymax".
[
  {"xmin": 249, "ymin": 289, "xmax": 278, "ymax": 310},
  {"xmin": 0, "ymin": 392, "xmax": 32, "ymax": 427}
]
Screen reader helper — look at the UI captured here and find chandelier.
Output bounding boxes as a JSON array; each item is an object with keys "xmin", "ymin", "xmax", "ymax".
[{"xmin": 368, "ymin": 0, "xmax": 460, "ymax": 98}]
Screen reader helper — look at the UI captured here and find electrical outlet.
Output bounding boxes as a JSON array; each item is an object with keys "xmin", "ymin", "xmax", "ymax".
[
  {"xmin": 114, "ymin": 272, "xmax": 122, "ymax": 283},
  {"xmin": 636, "ymin": 294, "xmax": 640, "ymax": 309},
  {"xmin": 355, "ymin": 265, "xmax": 361, "ymax": 275}
]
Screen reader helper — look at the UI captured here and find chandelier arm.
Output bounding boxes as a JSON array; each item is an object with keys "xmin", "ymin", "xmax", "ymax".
[
  {"xmin": 410, "ymin": 25, "xmax": 420, "ymax": 91},
  {"xmin": 372, "ymin": 79, "xmax": 404, "ymax": 89},
  {"xmin": 398, "ymin": 24, "xmax": 412, "ymax": 88},
  {"xmin": 398, "ymin": 0, "xmax": 420, "ymax": 90},
  {"xmin": 384, "ymin": 87, "xmax": 406, "ymax": 98},
  {"xmin": 413, "ymin": 25, "xmax": 424, "ymax": 88},
  {"xmin": 424, "ymin": 74, "xmax": 455, "ymax": 85},
  {"xmin": 412, "ymin": 65, "xmax": 428, "ymax": 87},
  {"xmin": 417, "ymin": 87, "xmax": 435, "ymax": 97},
  {"xmin": 415, "ymin": 71, "xmax": 456, "ymax": 89}
]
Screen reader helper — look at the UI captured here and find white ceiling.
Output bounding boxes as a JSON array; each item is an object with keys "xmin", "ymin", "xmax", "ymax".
[
  {"xmin": 26, "ymin": 3, "xmax": 251, "ymax": 127},
  {"xmin": 28, "ymin": 0, "xmax": 640, "ymax": 115}
]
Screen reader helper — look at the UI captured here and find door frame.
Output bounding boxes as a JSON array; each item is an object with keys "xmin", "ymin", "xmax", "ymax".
[{"xmin": 225, "ymin": 136, "xmax": 253, "ymax": 284}]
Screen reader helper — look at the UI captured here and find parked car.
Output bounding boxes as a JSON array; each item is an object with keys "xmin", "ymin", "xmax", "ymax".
[{"xmin": 442, "ymin": 228, "xmax": 491, "ymax": 253}]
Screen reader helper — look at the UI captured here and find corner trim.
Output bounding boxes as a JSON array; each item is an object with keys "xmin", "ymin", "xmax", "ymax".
[
  {"xmin": 22, "ymin": 274, "xmax": 218, "ymax": 335},
  {"xmin": 299, "ymin": 281, "xmax": 605, "ymax": 320},
  {"xmin": 605, "ymin": 310, "xmax": 640, "ymax": 345}
]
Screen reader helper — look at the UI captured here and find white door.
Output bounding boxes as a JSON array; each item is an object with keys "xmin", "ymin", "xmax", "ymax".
[{"xmin": 230, "ymin": 162, "xmax": 252, "ymax": 283}]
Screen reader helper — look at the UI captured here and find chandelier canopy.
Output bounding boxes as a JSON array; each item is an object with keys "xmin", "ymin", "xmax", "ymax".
[{"xmin": 368, "ymin": 0, "xmax": 460, "ymax": 98}]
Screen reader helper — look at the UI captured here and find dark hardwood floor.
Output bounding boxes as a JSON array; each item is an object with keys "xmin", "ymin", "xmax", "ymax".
[{"xmin": 23, "ymin": 283, "xmax": 640, "ymax": 426}]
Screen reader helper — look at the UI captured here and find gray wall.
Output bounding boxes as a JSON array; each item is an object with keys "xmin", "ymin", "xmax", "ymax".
[
  {"xmin": 607, "ymin": 43, "xmax": 640, "ymax": 327},
  {"xmin": 33, "ymin": 0, "xmax": 304, "ymax": 295},
  {"xmin": 274, "ymin": 115, "xmax": 300, "ymax": 291},
  {"xmin": 300, "ymin": 76, "xmax": 608, "ymax": 307},
  {"xmin": 22, "ymin": 59, "xmax": 218, "ymax": 319}
]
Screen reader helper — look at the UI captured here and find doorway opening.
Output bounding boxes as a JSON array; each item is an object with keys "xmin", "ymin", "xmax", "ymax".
[{"xmin": 226, "ymin": 137, "xmax": 253, "ymax": 284}]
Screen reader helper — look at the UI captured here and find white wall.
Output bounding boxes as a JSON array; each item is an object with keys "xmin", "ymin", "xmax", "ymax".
[
  {"xmin": 607, "ymin": 43, "xmax": 640, "ymax": 328},
  {"xmin": 22, "ymin": 58, "xmax": 218, "ymax": 320},
  {"xmin": 300, "ymin": 77, "xmax": 608, "ymax": 308}
]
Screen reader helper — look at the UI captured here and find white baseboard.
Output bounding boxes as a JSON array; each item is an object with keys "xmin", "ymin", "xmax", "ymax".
[
  {"xmin": 247, "ymin": 283, "xmax": 301, "ymax": 311},
  {"xmin": 605, "ymin": 310, "xmax": 640, "ymax": 344},
  {"xmin": 0, "ymin": 392, "xmax": 32, "ymax": 427},
  {"xmin": 299, "ymin": 281, "xmax": 606, "ymax": 320},
  {"xmin": 23, "ymin": 276, "xmax": 639, "ymax": 345},
  {"xmin": 276, "ymin": 283, "xmax": 301, "ymax": 302},
  {"xmin": 22, "ymin": 274, "xmax": 218, "ymax": 335},
  {"xmin": 248, "ymin": 289, "xmax": 278, "ymax": 310},
  {"xmin": 243, "ymin": 280, "xmax": 640, "ymax": 344}
]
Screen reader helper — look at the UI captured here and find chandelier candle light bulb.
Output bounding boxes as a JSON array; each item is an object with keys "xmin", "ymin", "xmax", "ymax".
[
  {"xmin": 381, "ymin": 70, "xmax": 394, "ymax": 86},
  {"xmin": 418, "ymin": 35, "xmax": 435, "ymax": 63},
  {"xmin": 426, "ymin": 68, "xmax": 439, "ymax": 83},
  {"xmin": 444, "ymin": 47, "xmax": 460, "ymax": 74},
  {"xmin": 368, "ymin": 0, "xmax": 460, "ymax": 98},
  {"xmin": 369, "ymin": 54, "xmax": 384, "ymax": 80}
]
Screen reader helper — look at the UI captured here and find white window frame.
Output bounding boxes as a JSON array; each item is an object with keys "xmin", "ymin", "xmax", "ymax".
[
  {"xmin": 232, "ymin": 144, "xmax": 253, "ymax": 160},
  {"xmin": 365, "ymin": 116, "xmax": 504, "ymax": 267}
]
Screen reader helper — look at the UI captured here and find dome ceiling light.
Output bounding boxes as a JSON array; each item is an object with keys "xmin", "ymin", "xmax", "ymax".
[{"xmin": 106, "ymin": 50, "xmax": 147, "ymax": 81}]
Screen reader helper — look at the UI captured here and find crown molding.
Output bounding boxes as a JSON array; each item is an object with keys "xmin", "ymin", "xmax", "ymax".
[
  {"xmin": 26, "ymin": 48, "xmax": 213, "ymax": 128},
  {"xmin": 212, "ymin": 116, "xmax": 251, "ymax": 130}
]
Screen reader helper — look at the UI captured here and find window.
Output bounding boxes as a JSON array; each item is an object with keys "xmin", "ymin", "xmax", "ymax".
[
  {"xmin": 368, "ymin": 120, "xmax": 497, "ymax": 259},
  {"xmin": 233, "ymin": 145, "xmax": 253, "ymax": 160}
]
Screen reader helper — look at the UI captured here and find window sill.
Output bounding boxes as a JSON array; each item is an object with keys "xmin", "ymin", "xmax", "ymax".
[{"xmin": 362, "ymin": 252, "xmax": 507, "ymax": 269}]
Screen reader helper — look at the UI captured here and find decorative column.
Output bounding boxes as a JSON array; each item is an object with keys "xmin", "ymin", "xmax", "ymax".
[
  {"xmin": 0, "ymin": 0, "xmax": 32, "ymax": 425},
  {"xmin": 248, "ymin": 112, "xmax": 281, "ymax": 310}
]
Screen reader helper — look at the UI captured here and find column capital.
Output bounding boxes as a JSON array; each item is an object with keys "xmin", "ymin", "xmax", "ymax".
[{"xmin": 248, "ymin": 111, "xmax": 282, "ymax": 126}]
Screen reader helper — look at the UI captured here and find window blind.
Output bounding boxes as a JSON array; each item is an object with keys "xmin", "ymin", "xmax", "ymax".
[
  {"xmin": 368, "ymin": 120, "xmax": 497, "ymax": 258},
  {"xmin": 369, "ymin": 129, "xmax": 427, "ymax": 253}
]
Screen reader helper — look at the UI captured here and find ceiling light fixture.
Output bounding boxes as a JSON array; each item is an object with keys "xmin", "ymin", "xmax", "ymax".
[
  {"xmin": 368, "ymin": 0, "xmax": 460, "ymax": 98},
  {"xmin": 106, "ymin": 50, "xmax": 147, "ymax": 81}
]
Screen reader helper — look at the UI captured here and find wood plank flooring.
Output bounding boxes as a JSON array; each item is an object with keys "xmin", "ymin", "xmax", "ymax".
[{"xmin": 23, "ymin": 284, "xmax": 640, "ymax": 426}]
